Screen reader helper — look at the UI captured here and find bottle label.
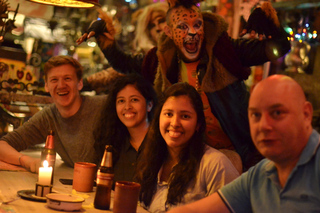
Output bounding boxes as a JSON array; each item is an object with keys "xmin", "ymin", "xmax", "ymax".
[
  {"xmin": 45, "ymin": 155, "xmax": 56, "ymax": 167},
  {"xmin": 41, "ymin": 153, "xmax": 56, "ymax": 167},
  {"xmin": 96, "ymin": 171, "xmax": 114, "ymax": 186}
]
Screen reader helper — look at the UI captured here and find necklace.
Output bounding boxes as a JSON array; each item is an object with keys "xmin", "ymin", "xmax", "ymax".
[
  {"xmin": 194, "ymin": 70, "xmax": 201, "ymax": 93},
  {"xmin": 178, "ymin": 60, "xmax": 202, "ymax": 93}
]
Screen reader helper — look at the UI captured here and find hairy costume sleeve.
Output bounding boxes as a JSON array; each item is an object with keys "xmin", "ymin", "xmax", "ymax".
[{"xmin": 101, "ymin": 42, "xmax": 145, "ymax": 74}]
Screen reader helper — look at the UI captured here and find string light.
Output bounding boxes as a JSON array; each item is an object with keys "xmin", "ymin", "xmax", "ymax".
[{"xmin": 285, "ymin": 24, "xmax": 318, "ymax": 42}]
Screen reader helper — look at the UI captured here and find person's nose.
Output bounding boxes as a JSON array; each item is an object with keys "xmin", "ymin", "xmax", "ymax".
[
  {"xmin": 154, "ymin": 22, "xmax": 161, "ymax": 30},
  {"xmin": 158, "ymin": 22, "xmax": 166, "ymax": 31},
  {"xmin": 124, "ymin": 101, "xmax": 132, "ymax": 110},
  {"xmin": 154, "ymin": 23, "xmax": 163, "ymax": 34},
  {"xmin": 170, "ymin": 114, "xmax": 181, "ymax": 128},
  {"xmin": 188, "ymin": 27, "xmax": 197, "ymax": 37},
  {"xmin": 57, "ymin": 79, "xmax": 66, "ymax": 88},
  {"xmin": 259, "ymin": 113, "xmax": 272, "ymax": 131}
]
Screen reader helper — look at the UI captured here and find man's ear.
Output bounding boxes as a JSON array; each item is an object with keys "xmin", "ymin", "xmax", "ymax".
[
  {"xmin": 164, "ymin": 25, "xmax": 173, "ymax": 39},
  {"xmin": 303, "ymin": 101, "xmax": 313, "ymax": 123},
  {"xmin": 44, "ymin": 81, "xmax": 49, "ymax": 92},
  {"xmin": 147, "ymin": 101, "xmax": 153, "ymax": 112},
  {"xmin": 77, "ymin": 79, "xmax": 83, "ymax": 91}
]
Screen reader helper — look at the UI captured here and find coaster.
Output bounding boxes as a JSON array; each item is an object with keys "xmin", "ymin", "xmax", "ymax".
[{"xmin": 17, "ymin": 190, "xmax": 47, "ymax": 202}]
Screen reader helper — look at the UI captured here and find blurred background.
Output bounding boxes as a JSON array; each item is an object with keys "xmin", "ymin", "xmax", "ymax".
[{"xmin": 1, "ymin": 0, "xmax": 320, "ymax": 135}]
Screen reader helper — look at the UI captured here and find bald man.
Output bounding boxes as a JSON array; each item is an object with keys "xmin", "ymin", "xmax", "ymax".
[{"xmin": 168, "ymin": 74, "xmax": 320, "ymax": 213}]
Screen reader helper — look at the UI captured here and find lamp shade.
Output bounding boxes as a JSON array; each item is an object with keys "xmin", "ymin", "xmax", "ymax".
[{"xmin": 26, "ymin": 0, "xmax": 100, "ymax": 8}]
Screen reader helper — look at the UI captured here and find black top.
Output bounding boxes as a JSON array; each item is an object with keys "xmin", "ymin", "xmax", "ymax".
[{"xmin": 113, "ymin": 137, "xmax": 144, "ymax": 186}]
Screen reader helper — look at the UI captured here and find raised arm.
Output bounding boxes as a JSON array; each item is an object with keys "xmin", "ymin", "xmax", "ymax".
[
  {"xmin": 76, "ymin": 8, "xmax": 144, "ymax": 75},
  {"xmin": 82, "ymin": 67, "xmax": 124, "ymax": 92}
]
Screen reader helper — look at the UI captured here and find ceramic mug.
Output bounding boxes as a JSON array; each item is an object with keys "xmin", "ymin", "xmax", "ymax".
[
  {"xmin": 113, "ymin": 181, "xmax": 141, "ymax": 213},
  {"xmin": 72, "ymin": 162, "xmax": 97, "ymax": 192}
]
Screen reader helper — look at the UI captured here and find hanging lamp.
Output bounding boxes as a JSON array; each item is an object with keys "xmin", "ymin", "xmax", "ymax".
[{"xmin": 26, "ymin": 0, "xmax": 100, "ymax": 8}]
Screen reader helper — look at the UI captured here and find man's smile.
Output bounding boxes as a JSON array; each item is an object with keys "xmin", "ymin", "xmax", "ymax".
[{"xmin": 57, "ymin": 91, "xmax": 69, "ymax": 96}]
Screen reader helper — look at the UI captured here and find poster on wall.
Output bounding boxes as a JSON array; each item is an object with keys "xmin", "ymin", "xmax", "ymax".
[{"xmin": 0, "ymin": 58, "xmax": 42, "ymax": 94}]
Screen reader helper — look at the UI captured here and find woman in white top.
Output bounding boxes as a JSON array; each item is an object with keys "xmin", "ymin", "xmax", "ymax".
[{"xmin": 135, "ymin": 83, "xmax": 239, "ymax": 212}]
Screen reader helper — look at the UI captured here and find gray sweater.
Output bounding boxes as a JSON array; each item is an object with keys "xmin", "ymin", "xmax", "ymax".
[{"xmin": 1, "ymin": 95, "xmax": 107, "ymax": 167}]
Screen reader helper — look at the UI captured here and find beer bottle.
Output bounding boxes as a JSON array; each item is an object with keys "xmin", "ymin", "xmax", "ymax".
[
  {"xmin": 40, "ymin": 130, "xmax": 56, "ymax": 184},
  {"xmin": 94, "ymin": 145, "xmax": 114, "ymax": 210}
]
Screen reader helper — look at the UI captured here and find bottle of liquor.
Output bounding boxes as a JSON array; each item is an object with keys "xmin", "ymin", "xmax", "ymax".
[
  {"xmin": 40, "ymin": 130, "xmax": 56, "ymax": 184},
  {"xmin": 94, "ymin": 145, "xmax": 114, "ymax": 210}
]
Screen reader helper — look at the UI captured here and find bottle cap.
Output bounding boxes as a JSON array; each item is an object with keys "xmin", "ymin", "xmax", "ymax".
[
  {"xmin": 105, "ymin": 145, "xmax": 112, "ymax": 152},
  {"xmin": 48, "ymin": 130, "xmax": 55, "ymax": 136}
]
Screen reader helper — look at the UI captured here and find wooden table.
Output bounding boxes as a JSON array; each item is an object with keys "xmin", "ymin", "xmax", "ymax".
[{"xmin": 0, "ymin": 150, "xmax": 148, "ymax": 213}]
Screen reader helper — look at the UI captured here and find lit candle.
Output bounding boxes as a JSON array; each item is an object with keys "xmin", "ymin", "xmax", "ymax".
[{"xmin": 38, "ymin": 160, "xmax": 53, "ymax": 185}]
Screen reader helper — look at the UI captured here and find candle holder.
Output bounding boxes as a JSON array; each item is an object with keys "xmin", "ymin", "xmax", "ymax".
[{"xmin": 35, "ymin": 182, "xmax": 52, "ymax": 197}]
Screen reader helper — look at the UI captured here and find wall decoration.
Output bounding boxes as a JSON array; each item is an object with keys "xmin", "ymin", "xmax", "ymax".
[{"xmin": 0, "ymin": 58, "xmax": 40, "ymax": 94}]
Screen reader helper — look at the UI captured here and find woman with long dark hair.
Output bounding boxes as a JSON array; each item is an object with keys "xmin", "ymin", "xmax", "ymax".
[
  {"xmin": 94, "ymin": 74, "xmax": 157, "ymax": 184},
  {"xmin": 135, "ymin": 82, "xmax": 239, "ymax": 212}
]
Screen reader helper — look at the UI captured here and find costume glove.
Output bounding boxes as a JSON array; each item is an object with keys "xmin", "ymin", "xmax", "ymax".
[
  {"xmin": 76, "ymin": 8, "xmax": 115, "ymax": 50},
  {"xmin": 240, "ymin": 2, "xmax": 281, "ymax": 40}
]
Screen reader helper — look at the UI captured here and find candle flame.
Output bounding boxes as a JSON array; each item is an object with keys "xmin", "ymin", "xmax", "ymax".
[{"xmin": 43, "ymin": 160, "xmax": 49, "ymax": 167}]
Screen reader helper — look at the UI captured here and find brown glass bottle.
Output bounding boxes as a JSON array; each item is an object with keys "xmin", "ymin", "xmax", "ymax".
[
  {"xmin": 40, "ymin": 130, "xmax": 56, "ymax": 184},
  {"xmin": 94, "ymin": 145, "xmax": 114, "ymax": 210}
]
